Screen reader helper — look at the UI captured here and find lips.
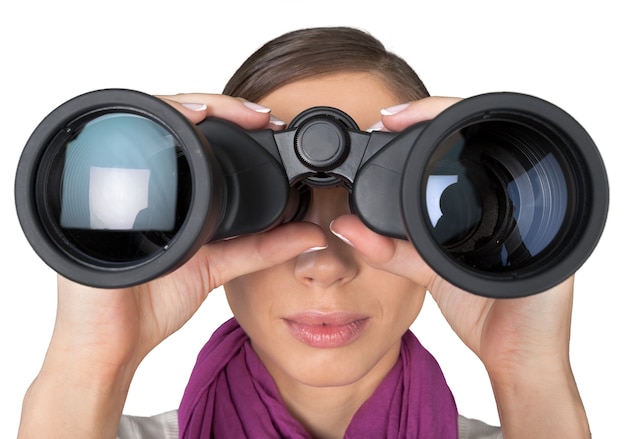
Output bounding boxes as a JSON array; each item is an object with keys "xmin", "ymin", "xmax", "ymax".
[{"xmin": 283, "ymin": 311, "xmax": 370, "ymax": 348}]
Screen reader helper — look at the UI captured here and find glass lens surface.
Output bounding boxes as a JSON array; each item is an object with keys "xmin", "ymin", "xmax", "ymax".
[
  {"xmin": 423, "ymin": 120, "xmax": 570, "ymax": 272},
  {"xmin": 41, "ymin": 113, "xmax": 191, "ymax": 264}
]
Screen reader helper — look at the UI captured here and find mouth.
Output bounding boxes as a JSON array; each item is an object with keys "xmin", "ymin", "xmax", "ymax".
[{"xmin": 283, "ymin": 311, "xmax": 370, "ymax": 348}]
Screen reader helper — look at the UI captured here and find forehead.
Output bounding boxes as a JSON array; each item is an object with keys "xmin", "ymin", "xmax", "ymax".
[{"xmin": 257, "ymin": 72, "xmax": 401, "ymax": 130}]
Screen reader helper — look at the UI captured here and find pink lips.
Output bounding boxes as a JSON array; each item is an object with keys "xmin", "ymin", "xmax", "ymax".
[{"xmin": 283, "ymin": 312, "xmax": 370, "ymax": 348}]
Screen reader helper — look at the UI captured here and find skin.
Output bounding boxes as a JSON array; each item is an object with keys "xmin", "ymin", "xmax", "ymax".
[
  {"xmin": 17, "ymin": 73, "xmax": 591, "ymax": 439},
  {"xmin": 225, "ymin": 74, "xmax": 428, "ymax": 437}
]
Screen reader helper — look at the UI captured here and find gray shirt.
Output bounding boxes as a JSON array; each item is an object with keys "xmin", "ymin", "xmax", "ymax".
[{"xmin": 117, "ymin": 410, "xmax": 503, "ymax": 438}]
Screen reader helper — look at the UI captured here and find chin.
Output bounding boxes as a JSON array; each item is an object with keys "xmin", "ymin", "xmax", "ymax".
[{"xmin": 276, "ymin": 340, "xmax": 395, "ymax": 389}]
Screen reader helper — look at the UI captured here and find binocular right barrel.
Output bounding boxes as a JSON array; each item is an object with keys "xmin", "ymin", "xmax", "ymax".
[
  {"xmin": 14, "ymin": 89, "xmax": 609, "ymax": 297},
  {"xmin": 396, "ymin": 93, "xmax": 609, "ymax": 297}
]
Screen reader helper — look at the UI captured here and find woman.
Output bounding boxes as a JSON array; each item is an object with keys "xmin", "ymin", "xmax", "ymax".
[{"xmin": 17, "ymin": 27, "xmax": 591, "ymax": 438}]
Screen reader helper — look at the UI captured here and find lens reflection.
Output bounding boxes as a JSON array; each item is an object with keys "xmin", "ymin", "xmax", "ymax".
[
  {"xmin": 424, "ymin": 120, "xmax": 569, "ymax": 272},
  {"xmin": 40, "ymin": 113, "xmax": 191, "ymax": 265}
]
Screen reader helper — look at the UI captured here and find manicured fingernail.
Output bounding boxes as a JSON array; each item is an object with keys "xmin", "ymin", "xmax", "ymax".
[
  {"xmin": 182, "ymin": 103, "xmax": 207, "ymax": 111},
  {"xmin": 302, "ymin": 245, "xmax": 328, "ymax": 254},
  {"xmin": 366, "ymin": 120, "xmax": 385, "ymax": 132},
  {"xmin": 329, "ymin": 221, "xmax": 354, "ymax": 248},
  {"xmin": 381, "ymin": 102, "xmax": 410, "ymax": 116},
  {"xmin": 243, "ymin": 101, "xmax": 271, "ymax": 113},
  {"xmin": 269, "ymin": 115, "xmax": 286, "ymax": 126}
]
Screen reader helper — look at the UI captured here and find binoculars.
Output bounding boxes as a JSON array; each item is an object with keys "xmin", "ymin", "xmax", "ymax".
[{"xmin": 15, "ymin": 89, "xmax": 609, "ymax": 298}]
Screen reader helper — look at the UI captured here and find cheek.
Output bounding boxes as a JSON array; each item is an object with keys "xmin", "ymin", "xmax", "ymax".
[
  {"xmin": 224, "ymin": 267, "xmax": 294, "ymax": 329},
  {"xmin": 224, "ymin": 274, "xmax": 268, "ymax": 320},
  {"xmin": 376, "ymin": 278, "xmax": 427, "ymax": 329}
]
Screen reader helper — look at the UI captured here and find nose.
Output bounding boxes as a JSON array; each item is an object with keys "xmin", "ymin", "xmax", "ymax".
[{"xmin": 294, "ymin": 188, "xmax": 359, "ymax": 288}]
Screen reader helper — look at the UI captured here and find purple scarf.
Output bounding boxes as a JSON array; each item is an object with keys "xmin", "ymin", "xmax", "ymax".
[{"xmin": 179, "ymin": 318, "xmax": 458, "ymax": 438}]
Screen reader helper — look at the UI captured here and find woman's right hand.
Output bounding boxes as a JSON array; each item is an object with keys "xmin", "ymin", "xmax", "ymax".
[{"xmin": 18, "ymin": 93, "xmax": 327, "ymax": 439}]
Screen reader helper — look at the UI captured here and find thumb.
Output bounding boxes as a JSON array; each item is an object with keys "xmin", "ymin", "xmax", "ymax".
[
  {"xmin": 196, "ymin": 222, "xmax": 328, "ymax": 289},
  {"xmin": 329, "ymin": 214, "xmax": 436, "ymax": 289}
]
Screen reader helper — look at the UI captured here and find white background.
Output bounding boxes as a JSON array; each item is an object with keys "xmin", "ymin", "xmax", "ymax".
[{"xmin": 1, "ymin": 1, "xmax": 624, "ymax": 437}]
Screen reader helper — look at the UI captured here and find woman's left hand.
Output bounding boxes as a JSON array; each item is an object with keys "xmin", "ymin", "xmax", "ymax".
[{"xmin": 330, "ymin": 96, "xmax": 591, "ymax": 438}]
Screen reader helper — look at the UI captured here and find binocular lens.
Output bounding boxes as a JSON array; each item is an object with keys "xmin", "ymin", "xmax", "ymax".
[
  {"xmin": 423, "ymin": 119, "xmax": 570, "ymax": 273},
  {"xmin": 397, "ymin": 89, "xmax": 611, "ymax": 298},
  {"xmin": 37, "ymin": 112, "xmax": 191, "ymax": 266}
]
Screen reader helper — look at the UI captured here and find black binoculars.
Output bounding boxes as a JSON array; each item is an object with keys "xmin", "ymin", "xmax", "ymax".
[{"xmin": 15, "ymin": 89, "xmax": 609, "ymax": 298}]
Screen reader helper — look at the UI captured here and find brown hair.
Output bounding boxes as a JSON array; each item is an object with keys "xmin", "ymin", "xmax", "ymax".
[{"xmin": 223, "ymin": 27, "xmax": 429, "ymax": 103}]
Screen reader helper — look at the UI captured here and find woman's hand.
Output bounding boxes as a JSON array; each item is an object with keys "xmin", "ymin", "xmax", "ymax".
[
  {"xmin": 330, "ymin": 96, "xmax": 591, "ymax": 438},
  {"xmin": 18, "ymin": 93, "xmax": 326, "ymax": 439}
]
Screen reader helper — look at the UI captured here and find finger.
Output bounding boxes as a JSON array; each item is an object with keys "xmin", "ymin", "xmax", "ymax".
[
  {"xmin": 157, "ymin": 93, "xmax": 275, "ymax": 129},
  {"xmin": 378, "ymin": 96, "xmax": 463, "ymax": 132},
  {"xmin": 264, "ymin": 114, "xmax": 288, "ymax": 131},
  {"xmin": 193, "ymin": 221, "xmax": 328, "ymax": 289},
  {"xmin": 329, "ymin": 214, "xmax": 437, "ymax": 288}
]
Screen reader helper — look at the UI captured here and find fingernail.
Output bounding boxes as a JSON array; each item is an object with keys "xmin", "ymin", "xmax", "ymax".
[
  {"xmin": 302, "ymin": 245, "xmax": 328, "ymax": 254},
  {"xmin": 182, "ymin": 103, "xmax": 207, "ymax": 111},
  {"xmin": 381, "ymin": 102, "xmax": 410, "ymax": 116},
  {"xmin": 329, "ymin": 221, "xmax": 354, "ymax": 248},
  {"xmin": 242, "ymin": 101, "xmax": 271, "ymax": 113},
  {"xmin": 366, "ymin": 120, "xmax": 385, "ymax": 132},
  {"xmin": 269, "ymin": 115, "xmax": 286, "ymax": 127}
]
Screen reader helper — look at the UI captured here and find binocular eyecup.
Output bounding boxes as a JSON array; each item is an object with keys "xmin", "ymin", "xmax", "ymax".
[{"xmin": 14, "ymin": 89, "xmax": 609, "ymax": 297}]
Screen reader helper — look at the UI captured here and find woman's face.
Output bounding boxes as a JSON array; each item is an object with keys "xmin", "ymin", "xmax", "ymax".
[{"xmin": 224, "ymin": 72, "xmax": 427, "ymax": 390}]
